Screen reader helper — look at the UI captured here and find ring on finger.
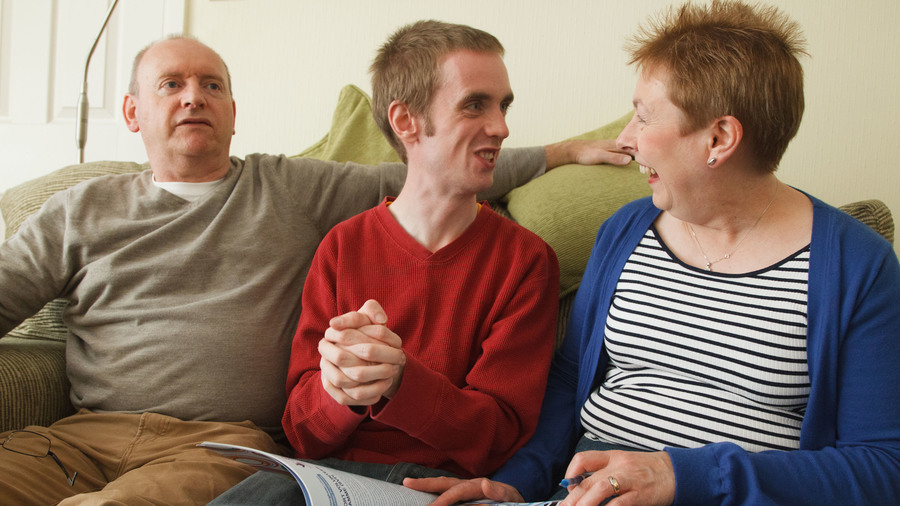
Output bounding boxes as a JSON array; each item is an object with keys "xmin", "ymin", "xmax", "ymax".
[{"xmin": 608, "ymin": 475, "xmax": 621, "ymax": 494}]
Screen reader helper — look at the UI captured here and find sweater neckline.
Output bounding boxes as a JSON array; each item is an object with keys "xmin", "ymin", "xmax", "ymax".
[{"xmin": 374, "ymin": 196, "xmax": 494, "ymax": 261}]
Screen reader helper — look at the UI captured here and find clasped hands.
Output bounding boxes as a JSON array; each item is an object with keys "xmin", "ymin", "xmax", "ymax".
[{"xmin": 318, "ymin": 299, "xmax": 406, "ymax": 406}]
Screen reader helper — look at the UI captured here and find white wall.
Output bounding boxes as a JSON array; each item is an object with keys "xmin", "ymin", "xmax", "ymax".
[
  {"xmin": 2, "ymin": 0, "xmax": 899, "ymax": 236},
  {"xmin": 185, "ymin": 0, "xmax": 900, "ymax": 231}
]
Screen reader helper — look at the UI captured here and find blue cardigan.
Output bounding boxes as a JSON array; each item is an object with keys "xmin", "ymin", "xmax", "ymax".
[{"xmin": 493, "ymin": 195, "xmax": 900, "ymax": 504}]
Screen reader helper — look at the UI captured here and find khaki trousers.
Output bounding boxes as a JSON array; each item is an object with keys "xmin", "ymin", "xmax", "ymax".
[{"xmin": 0, "ymin": 410, "xmax": 284, "ymax": 506}]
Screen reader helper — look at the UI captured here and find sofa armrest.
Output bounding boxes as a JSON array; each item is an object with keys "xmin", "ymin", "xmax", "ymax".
[
  {"xmin": 0, "ymin": 337, "xmax": 73, "ymax": 433},
  {"xmin": 838, "ymin": 199, "xmax": 894, "ymax": 245}
]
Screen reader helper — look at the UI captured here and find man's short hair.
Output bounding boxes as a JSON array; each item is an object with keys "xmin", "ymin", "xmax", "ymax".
[{"xmin": 370, "ymin": 20, "xmax": 504, "ymax": 162}]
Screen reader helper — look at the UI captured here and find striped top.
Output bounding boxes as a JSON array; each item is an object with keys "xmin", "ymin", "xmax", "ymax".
[{"xmin": 581, "ymin": 228, "xmax": 811, "ymax": 452}]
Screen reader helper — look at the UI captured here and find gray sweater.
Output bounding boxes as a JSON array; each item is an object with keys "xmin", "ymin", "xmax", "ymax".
[{"xmin": 0, "ymin": 149, "xmax": 544, "ymax": 434}]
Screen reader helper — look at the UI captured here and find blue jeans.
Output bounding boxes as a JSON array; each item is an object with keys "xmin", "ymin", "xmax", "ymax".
[
  {"xmin": 209, "ymin": 458, "xmax": 459, "ymax": 505},
  {"xmin": 549, "ymin": 435, "xmax": 645, "ymax": 502}
]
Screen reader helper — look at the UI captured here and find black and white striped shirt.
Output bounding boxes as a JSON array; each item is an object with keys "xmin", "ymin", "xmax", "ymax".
[{"xmin": 581, "ymin": 228, "xmax": 811, "ymax": 452}]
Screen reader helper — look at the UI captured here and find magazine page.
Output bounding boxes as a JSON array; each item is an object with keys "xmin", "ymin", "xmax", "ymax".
[
  {"xmin": 199, "ymin": 442, "xmax": 559, "ymax": 506},
  {"xmin": 200, "ymin": 442, "xmax": 437, "ymax": 505}
]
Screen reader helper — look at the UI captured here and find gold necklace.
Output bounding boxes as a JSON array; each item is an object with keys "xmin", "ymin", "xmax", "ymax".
[{"xmin": 686, "ymin": 181, "xmax": 780, "ymax": 271}]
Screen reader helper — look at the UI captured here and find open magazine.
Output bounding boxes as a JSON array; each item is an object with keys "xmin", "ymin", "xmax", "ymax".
[{"xmin": 200, "ymin": 442, "xmax": 559, "ymax": 506}]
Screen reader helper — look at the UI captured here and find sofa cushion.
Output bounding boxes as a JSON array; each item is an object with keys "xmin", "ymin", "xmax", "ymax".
[
  {"xmin": 0, "ymin": 337, "xmax": 73, "ymax": 431},
  {"xmin": 294, "ymin": 84, "xmax": 401, "ymax": 165},
  {"xmin": 839, "ymin": 199, "xmax": 895, "ymax": 245},
  {"xmin": 504, "ymin": 112, "xmax": 652, "ymax": 297}
]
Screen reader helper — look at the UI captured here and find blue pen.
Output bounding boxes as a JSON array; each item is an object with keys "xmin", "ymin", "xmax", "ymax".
[{"xmin": 559, "ymin": 471, "xmax": 594, "ymax": 487}]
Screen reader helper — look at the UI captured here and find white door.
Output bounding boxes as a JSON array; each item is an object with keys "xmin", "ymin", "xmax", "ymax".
[{"xmin": 0, "ymin": 0, "xmax": 185, "ymax": 192}]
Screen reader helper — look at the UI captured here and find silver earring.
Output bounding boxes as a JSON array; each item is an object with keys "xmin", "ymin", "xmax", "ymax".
[{"xmin": 707, "ymin": 157, "xmax": 717, "ymax": 166}]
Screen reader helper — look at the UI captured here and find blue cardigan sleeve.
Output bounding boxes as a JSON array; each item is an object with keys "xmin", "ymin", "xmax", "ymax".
[
  {"xmin": 491, "ymin": 198, "xmax": 660, "ymax": 501},
  {"xmin": 490, "ymin": 232, "xmax": 608, "ymax": 500},
  {"xmin": 667, "ymin": 198, "xmax": 900, "ymax": 505}
]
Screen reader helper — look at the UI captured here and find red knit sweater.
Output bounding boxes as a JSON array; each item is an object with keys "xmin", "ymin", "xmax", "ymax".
[{"xmin": 283, "ymin": 199, "xmax": 559, "ymax": 478}]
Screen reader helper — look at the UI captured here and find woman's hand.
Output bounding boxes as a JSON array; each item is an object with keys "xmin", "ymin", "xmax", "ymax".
[
  {"xmin": 402, "ymin": 476, "xmax": 524, "ymax": 506},
  {"xmin": 560, "ymin": 450, "xmax": 676, "ymax": 506}
]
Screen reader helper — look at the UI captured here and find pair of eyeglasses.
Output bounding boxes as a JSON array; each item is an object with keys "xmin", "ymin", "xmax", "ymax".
[{"xmin": 2, "ymin": 430, "xmax": 77, "ymax": 486}]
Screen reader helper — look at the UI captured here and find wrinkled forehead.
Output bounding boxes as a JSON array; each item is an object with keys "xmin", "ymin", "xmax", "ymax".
[{"xmin": 139, "ymin": 39, "xmax": 231, "ymax": 89}]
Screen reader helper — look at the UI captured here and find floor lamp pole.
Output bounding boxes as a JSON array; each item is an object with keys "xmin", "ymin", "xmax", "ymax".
[{"xmin": 77, "ymin": 0, "xmax": 120, "ymax": 164}]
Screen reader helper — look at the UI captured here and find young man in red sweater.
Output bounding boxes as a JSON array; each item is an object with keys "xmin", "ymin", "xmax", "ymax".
[{"xmin": 211, "ymin": 19, "xmax": 560, "ymax": 504}]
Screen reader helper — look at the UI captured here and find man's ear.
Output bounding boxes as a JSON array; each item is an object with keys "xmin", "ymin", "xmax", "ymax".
[
  {"xmin": 706, "ymin": 115, "xmax": 743, "ymax": 167},
  {"xmin": 388, "ymin": 100, "xmax": 418, "ymax": 144},
  {"xmin": 123, "ymin": 94, "xmax": 140, "ymax": 133}
]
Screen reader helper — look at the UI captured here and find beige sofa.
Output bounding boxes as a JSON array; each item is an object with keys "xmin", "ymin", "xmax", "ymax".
[{"xmin": 1, "ymin": 85, "xmax": 895, "ymax": 433}]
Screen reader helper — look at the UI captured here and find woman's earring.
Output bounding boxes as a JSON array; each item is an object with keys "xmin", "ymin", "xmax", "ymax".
[{"xmin": 707, "ymin": 157, "xmax": 717, "ymax": 166}]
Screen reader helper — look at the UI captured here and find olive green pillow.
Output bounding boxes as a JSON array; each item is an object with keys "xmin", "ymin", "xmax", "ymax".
[
  {"xmin": 504, "ymin": 112, "xmax": 652, "ymax": 297},
  {"xmin": 294, "ymin": 84, "xmax": 401, "ymax": 165}
]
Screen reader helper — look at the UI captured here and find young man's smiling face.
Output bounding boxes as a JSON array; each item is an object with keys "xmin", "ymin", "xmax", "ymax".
[
  {"xmin": 123, "ymin": 38, "xmax": 236, "ymax": 180},
  {"xmin": 411, "ymin": 49, "xmax": 513, "ymax": 196}
]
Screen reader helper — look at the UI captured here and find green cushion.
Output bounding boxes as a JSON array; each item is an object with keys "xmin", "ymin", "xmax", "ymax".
[
  {"xmin": 504, "ymin": 112, "xmax": 652, "ymax": 297},
  {"xmin": 0, "ymin": 337, "xmax": 73, "ymax": 432},
  {"xmin": 294, "ymin": 84, "xmax": 401, "ymax": 165}
]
